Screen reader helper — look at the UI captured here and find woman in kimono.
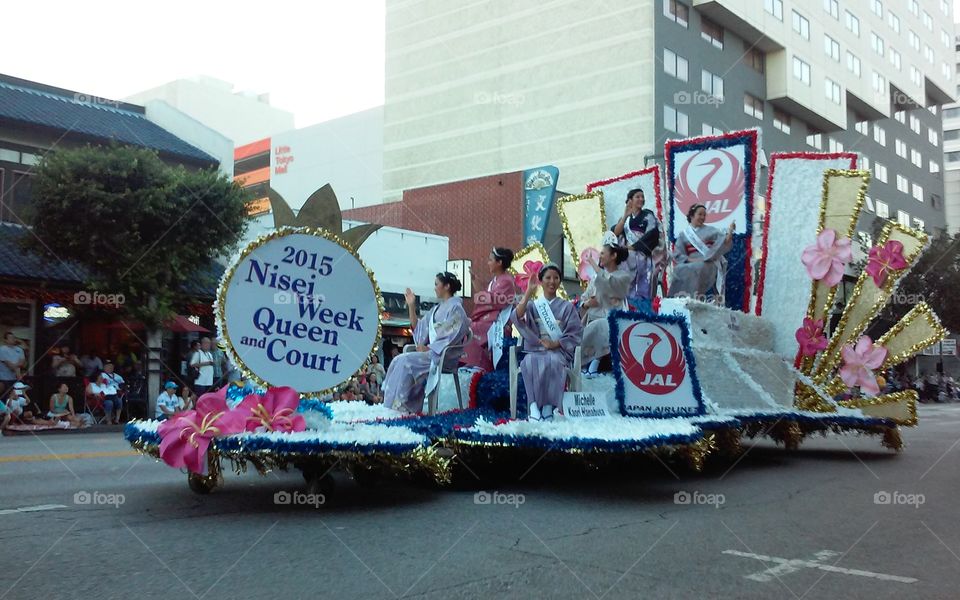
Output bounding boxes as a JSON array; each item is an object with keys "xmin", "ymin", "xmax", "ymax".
[
  {"xmin": 668, "ymin": 204, "xmax": 734, "ymax": 301},
  {"xmin": 511, "ymin": 264, "xmax": 583, "ymax": 421},
  {"xmin": 382, "ymin": 272, "xmax": 469, "ymax": 415},
  {"xmin": 612, "ymin": 188, "xmax": 661, "ymax": 312},
  {"xmin": 580, "ymin": 240, "xmax": 632, "ymax": 375},
  {"xmin": 463, "ymin": 247, "xmax": 518, "ymax": 372}
]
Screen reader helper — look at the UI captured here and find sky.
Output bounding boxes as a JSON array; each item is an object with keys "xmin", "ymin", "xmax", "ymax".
[{"xmin": 2, "ymin": 0, "xmax": 385, "ymax": 128}]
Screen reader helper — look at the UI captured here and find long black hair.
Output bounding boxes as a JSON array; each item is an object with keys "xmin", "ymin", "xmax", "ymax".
[
  {"xmin": 435, "ymin": 271, "xmax": 462, "ymax": 295},
  {"xmin": 491, "ymin": 247, "xmax": 514, "ymax": 271},
  {"xmin": 604, "ymin": 243, "xmax": 629, "ymax": 265}
]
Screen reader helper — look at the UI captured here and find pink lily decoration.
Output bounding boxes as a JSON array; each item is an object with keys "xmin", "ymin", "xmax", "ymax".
[
  {"xmin": 238, "ymin": 386, "xmax": 306, "ymax": 433},
  {"xmin": 865, "ymin": 240, "xmax": 908, "ymax": 288},
  {"xmin": 839, "ymin": 336, "xmax": 889, "ymax": 395},
  {"xmin": 578, "ymin": 247, "xmax": 601, "ymax": 281},
  {"xmin": 158, "ymin": 387, "xmax": 250, "ymax": 473},
  {"xmin": 795, "ymin": 317, "xmax": 828, "ymax": 357},
  {"xmin": 801, "ymin": 228, "xmax": 852, "ymax": 287},
  {"xmin": 513, "ymin": 260, "xmax": 544, "ymax": 290}
]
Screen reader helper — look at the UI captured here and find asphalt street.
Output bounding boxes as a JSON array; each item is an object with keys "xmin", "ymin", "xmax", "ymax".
[{"xmin": 2, "ymin": 404, "xmax": 960, "ymax": 599}]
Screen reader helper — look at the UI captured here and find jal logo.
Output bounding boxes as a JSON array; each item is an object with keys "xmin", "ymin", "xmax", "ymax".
[
  {"xmin": 673, "ymin": 149, "xmax": 745, "ymax": 224},
  {"xmin": 619, "ymin": 323, "xmax": 686, "ymax": 394}
]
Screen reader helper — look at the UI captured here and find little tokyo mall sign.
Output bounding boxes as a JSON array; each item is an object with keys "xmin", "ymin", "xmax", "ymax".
[{"xmin": 217, "ymin": 228, "xmax": 381, "ymax": 394}]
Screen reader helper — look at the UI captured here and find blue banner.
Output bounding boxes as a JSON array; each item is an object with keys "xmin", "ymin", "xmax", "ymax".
[{"xmin": 522, "ymin": 166, "xmax": 559, "ymax": 246}]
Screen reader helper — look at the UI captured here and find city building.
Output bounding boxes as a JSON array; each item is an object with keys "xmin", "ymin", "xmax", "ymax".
[
  {"xmin": 382, "ymin": 0, "xmax": 956, "ymax": 238},
  {"xmin": 125, "ymin": 76, "xmax": 296, "ymax": 147},
  {"xmin": 942, "ymin": 35, "xmax": 960, "ymax": 234}
]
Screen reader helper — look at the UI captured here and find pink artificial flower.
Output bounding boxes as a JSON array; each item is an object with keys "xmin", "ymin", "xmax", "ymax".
[
  {"xmin": 513, "ymin": 260, "xmax": 543, "ymax": 291},
  {"xmin": 839, "ymin": 336, "xmax": 889, "ymax": 395},
  {"xmin": 795, "ymin": 317, "xmax": 828, "ymax": 357},
  {"xmin": 865, "ymin": 240, "xmax": 908, "ymax": 288},
  {"xmin": 801, "ymin": 228, "xmax": 852, "ymax": 286},
  {"xmin": 238, "ymin": 386, "xmax": 306, "ymax": 433},
  {"xmin": 158, "ymin": 387, "xmax": 250, "ymax": 473},
  {"xmin": 578, "ymin": 247, "xmax": 601, "ymax": 281}
]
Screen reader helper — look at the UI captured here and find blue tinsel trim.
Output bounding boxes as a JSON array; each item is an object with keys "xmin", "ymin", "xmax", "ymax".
[
  {"xmin": 452, "ymin": 428, "xmax": 703, "ymax": 453},
  {"xmin": 607, "ymin": 309, "xmax": 706, "ymax": 419},
  {"xmin": 297, "ymin": 398, "xmax": 334, "ymax": 419},
  {"xmin": 211, "ymin": 435, "xmax": 422, "ymax": 456}
]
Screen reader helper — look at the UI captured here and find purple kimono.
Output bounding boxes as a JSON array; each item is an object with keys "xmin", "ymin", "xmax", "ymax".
[
  {"xmin": 510, "ymin": 296, "xmax": 583, "ymax": 410},
  {"xmin": 615, "ymin": 210, "xmax": 661, "ymax": 302},
  {"xmin": 382, "ymin": 297, "xmax": 469, "ymax": 414}
]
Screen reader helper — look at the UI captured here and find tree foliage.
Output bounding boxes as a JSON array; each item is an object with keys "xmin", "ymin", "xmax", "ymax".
[{"xmin": 26, "ymin": 144, "xmax": 249, "ymax": 327}]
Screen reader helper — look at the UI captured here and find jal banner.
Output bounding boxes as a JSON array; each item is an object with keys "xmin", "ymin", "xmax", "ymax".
[
  {"xmin": 665, "ymin": 129, "xmax": 759, "ymax": 312},
  {"xmin": 522, "ymin": 165, "xmax": 559, "ymax": 246},
  {"xmin": 610, "ymin": 311, "xmax": 704, "ymax": 418},
  {"xmin": 216, "ymin": 228, "xmax": 381, "ymax": 395}
]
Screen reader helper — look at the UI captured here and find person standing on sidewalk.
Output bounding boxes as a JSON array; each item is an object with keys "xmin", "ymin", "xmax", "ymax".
[{"xmin": 190, "ymin": 338, "xmax": 216, "ymax": 395}]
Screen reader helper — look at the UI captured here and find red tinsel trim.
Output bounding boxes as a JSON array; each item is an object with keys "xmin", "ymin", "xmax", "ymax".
[
  {"xmin": 652, "ymin": 296, "xmax": 661, "ymax": 314},
  {"xmin": 755, "ymin": 152, "xmax": 857, "ymax": 317},
  {"xmin": 468, "ymin": 370, "xmax": 482, "ymax": 409}
]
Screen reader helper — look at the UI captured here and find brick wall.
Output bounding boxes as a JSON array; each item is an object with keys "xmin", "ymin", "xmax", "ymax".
[{"xmin": 344, "ymin": 171, "xmax": 524, "ymax": 296}]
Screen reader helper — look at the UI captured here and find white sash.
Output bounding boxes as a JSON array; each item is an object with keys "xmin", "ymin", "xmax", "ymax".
[
  {"xmin": 624, "ymin": 214, "xmax": 642, "ymax": 246},
  {"xmin": 684, "ymin": 224, "xmax": 711, "ymax": 258},
  {"xmin": 487, "ymin": 306, "xmax": 512, "ymax": 369},
  {"xmin": 424, "ymin": 308, "xmax": 442, "ymax": 396},
  {"xmin": 533, "ymin": 297, "xmax": 563, "ymax": 342}
]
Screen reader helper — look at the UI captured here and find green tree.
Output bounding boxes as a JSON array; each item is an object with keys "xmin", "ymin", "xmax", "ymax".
[{"xmin": 26, "ymin": 144, "xmax": 249, "ymax": 411}]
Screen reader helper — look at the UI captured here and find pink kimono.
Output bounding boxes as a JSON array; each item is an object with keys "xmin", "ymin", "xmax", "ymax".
[{"xmin": 462, "ymin": 273, "xmax": 518, "ymax": 372}]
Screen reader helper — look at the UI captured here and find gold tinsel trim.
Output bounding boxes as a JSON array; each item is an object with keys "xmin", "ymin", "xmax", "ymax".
[
  {"xmin": 214, "ymin": 226, "xmax": 384, "ymax": 397},
  {"xmin": 811, "ymin": 221, "xmax": 928, "ymax": 385},
  {"xmin": 556, "ymin": 191, "xmax": 607, "ymax": 290},
  {"xmin": 508, "ymin": 241, "xmax": 568, "ymax": 299},
  {"xmin": 838, "ymin": 389, "xmax": 918, "ymax": 427}
]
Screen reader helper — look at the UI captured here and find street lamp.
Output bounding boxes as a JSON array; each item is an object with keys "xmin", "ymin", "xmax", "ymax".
[{"xmin": 445, "ymin": 259, "xmax": 473, "ymax": 298}]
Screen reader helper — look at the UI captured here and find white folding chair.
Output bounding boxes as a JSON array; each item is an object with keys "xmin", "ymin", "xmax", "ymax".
[
  {"xmin": 403, "ymin": 330, "xmax": 472, "ymax": 415},
  {"xmin": 508, "ymin": 345, "xmax": 582, "ymax": 419}
]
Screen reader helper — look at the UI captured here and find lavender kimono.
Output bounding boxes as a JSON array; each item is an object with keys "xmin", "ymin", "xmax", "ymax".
[
  {"xmin": 463, "ymin": 273, "xmax": 518, "ymax": 372},
  {"xmin": 581, "ymin": 268, "xmax": 632, "ymax": 363},
  {"xmin": 510, "ymin": 297, "xmax": 583, "ymax": 410},
  {"xmin": 383, "ymin": 297, "xmax": 469, "ymax": 413},
  {"xmin": 615, "ymin": 210, "xmax": 661, "ymax": 303},
  {"xmin": 668, "ymin": 224, "xmax": 733, "ymax": 299}
]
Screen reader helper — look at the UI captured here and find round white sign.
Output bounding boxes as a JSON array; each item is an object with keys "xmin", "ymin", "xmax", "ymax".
[{"xmin": 217, "ymin": 228, "xmax": 381, "ymax": 394}]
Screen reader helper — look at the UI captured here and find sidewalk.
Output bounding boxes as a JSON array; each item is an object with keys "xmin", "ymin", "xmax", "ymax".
[{"xmin": 2, "ymin": 423, "xmax": 126, "ymax": 437}]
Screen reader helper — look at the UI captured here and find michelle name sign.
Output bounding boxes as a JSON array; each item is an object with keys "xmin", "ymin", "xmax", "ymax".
[
  {"xmin": 216, "ymin": 228, "xmax": 381, "ymax": 394},
  {"xmin": 609, "ymin": 311, "xmax": 704, "ymax": 418}
]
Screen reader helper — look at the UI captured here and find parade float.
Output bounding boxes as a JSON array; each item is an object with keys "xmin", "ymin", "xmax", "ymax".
[{"xmin": 125, "ymin": 129, "xmax": 945, "ymax": 496}]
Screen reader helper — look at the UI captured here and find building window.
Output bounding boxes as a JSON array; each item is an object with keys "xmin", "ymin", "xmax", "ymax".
[
  {"xmin": 824, "ymin": 35, "xmax": 840, "ymax": 62},
  {"xmin": 806, "ymin": 131, "xmax": 823, "ymax": 149},
  {"xmin": 746, "ymin": 47, "xmax": 765, "ymax": 73},
  {"xmin": 664, "ymin": 48, "xmax": 689, "ymax": 81},
  {"xmin": 930, "ymin": 159, "xmax": 941, "ymax": 173},
  {"xmin": 861, "ymin": 155, "xmax": 870, "ymax": 170},
  {"xmin": 945, "ymin": 129, "xmax": 960, "ymax": 141},
  {"xmin": 909, "ymin": 114, "xmax": 921, "ymax": 134},
  {"xmin": 871, "ymin": 33, "xmax": 885, "ymax": 57},
  {"xmin": 943, "ymin": 30, "xmax": 951, "ymax": 49},
  {"xmin": 946, "ymin": 151, "xmax": 960, "ymax": 163},
  {"xmin": 913, "ymin": 217, "xmax": 925, "ymax": 231},
  {"xmin": 824, "ymin": 78, "xmax": 842, "ymax": 104},
  {"xmin": 876, "ymin": 200, "xmax": 890, "ymax": 218},
  {"xmin": 887, "ymin": 11, "xmax": 900, "ymax": 33},
  {"xmin": 909, "ymin": 0, "xmax": 919, "ymax": 18},
  {"xmin": 702, "ymin": 123, "xmax": 723, "ymax": 136},
  {"xmin": 897, "ymin": 210, "xmax": 910, "ymax": 228},
  {"xmin": 858, "ymin": 231, "xmax": 874, "ymax": 250},
  {"xmin": 664, "ymin": 0, "xmax": 689, "ymax": 27},
  {"xmin": 864, "ymin": 195, "xmax": 875, "ymax": 213},
  {"xmin": 701, "ymin": 18, "xmax": 723, "ymax": 49},
  {"xmin": 846, "ymin": 52, "xmax": 861, "ymax": 77},
  {"xmin": 889, "ymin": 48, "xmax": 901, "ymax": 70},
  {"xmin": 845, "ymin": 11, "xmax": 859, "ymax": 36},
  {"xmin": 910, "ymin": 66, "xmax": 923, "ymax": 88},
  {"xmin": 701, "ymin": 70, "xmax": 724, "ymax": 99},
  {"xmin": 664, "ymin": 105, "xmax": 689, "ymax": 135},
  {"xmin": 944, "ymin": 107, "xmax": 960, "ymax": 120},
  {"xmin": 912, "ymin": 183, "xmax": 923, "ymax": 202},
  {"xmin": 743, "ymin": 93, "xmax": 764, "ymax": 119},
  {"xmin": 941, "ymin": 0, "xmax": 950, "ymax": 16},
  {"xmin": 854, "ymin": 117, "xmax": 868, "ymax": 135},
  {"xmin": 874, "ymin": 162, "xmax": 888, "ymax": 183},
  {"xmin": 873, "ymin": 125, "xmax": 886, "ymax": 146},
  {"xmin": 828, "ymin": 138, "xmax": 844, "ymax": 152},
  {"xmin": 929, "ymin": 129, "xmax": 939, "ymax": 146},
  {"xmin": 872, "ymin": 71, "xmax": 886, "ymax": 95},
  {"xmin": 773, "ymin": 108, "xmax": 791, "ymax": 133},
  {"xmin": 894, "ymin": 110, "xmax": 905, "ymax": 124},
  {"xmin": 824, "ymin": 0, "xmax": 839, "ymax": 19},
  {"xmin": 793, "ymin": 56, "xmax": 811, "ymax": 85},
  {"xmin": 924, "ymin": 45, "xmax": 934, "ymax": 65},
  {"xmin": 895, "ymin": 139, "xmax": 907, "ymax": 158},
  {"xmin": 871, "ymin": 0, "xmax": 883, "ymax": 18},
  {"xmin": 896, "ymin": 174, "xmax": 909, "ymax": 193},
  {"xmin": 3, "ymin": 171, "xmax": 32, "ymax": 225},
  {"xmin": 909, "ymin": 31, "xmax": 920, "ymax": 52},
  {"xmin": 765, "ymin": 0, "xmax": 783, "ymax": 20},
  {"xmin": 942, "ymin": 63, "xmax": 952, "ymax": 80},
  {"xmin": 911, "ymin": 149, "xmax": 922, "ymax": 168},
  {"xmin": 792, "ymin": 11, "xmax": 810, "ymax": 39},
  {"xmin": 922, "ymin": 10, "xmax": 933, "ymax": 31},
  {"xmin": 932, "ymin": 194, "xmax": 943, "ymax": 210}
]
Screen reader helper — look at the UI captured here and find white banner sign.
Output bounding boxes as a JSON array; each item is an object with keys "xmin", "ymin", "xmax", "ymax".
[
  {"xmin": 218, "ymin": 229, "xmax": 381, "ymax": 394},
  {"xmin": 562, "ymin": 391, "xmax": 610, "ymax": 419},
  {"xmin": 613, "ymin": 317, "xmax": 704, "ymax": 418}
]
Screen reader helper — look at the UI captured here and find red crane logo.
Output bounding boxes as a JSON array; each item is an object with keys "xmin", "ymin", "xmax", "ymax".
[
  {"xmin": 619, "ymin": 323, "xmax": 686, "ymax": 395},
  {"xmin": 673, "ymin": 149, "xmax": 745, "ymax": 225}
]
